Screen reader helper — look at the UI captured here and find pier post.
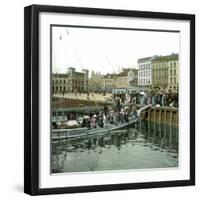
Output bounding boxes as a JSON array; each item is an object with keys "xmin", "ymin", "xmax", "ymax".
[
  {"xmin": 154, "ymin": 108, "xmax": 156, "ymax": 132},
  {"xmin": 148, "ymin": 109, "xmax": 151, "ymax": 121},
  {"xmin": 175, "ymin": 127, "xmax": 178, "ymax": 143},
  {"xmin": 169, "ymin": 111, "xmax": 173, "ymax": 146},
  {"xmin": 148, "ymin": 120, "xmax": 151, "ymax": 135},
  {"xmin": 169, "ymin": 111, "xmax": 172, "ymax": 126},
  {"xmin": 159, "ymin": 110, "xmax": 162, "ymax": 138}
]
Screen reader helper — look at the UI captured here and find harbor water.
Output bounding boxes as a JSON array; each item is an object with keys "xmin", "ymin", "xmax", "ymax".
[{"xmin": 51, "ymin": 120, "xmax": 178, "ymax": 173}]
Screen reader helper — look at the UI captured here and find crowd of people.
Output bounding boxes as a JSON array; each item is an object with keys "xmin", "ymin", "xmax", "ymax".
[
  {"xmin": 53, "ymin": 89, "xmax": 178, "ymax": 130},
  {"xmin": 112, "ymin": 89, "xmax": 178, "ymax": 108},
  {"xmin": 80, "ymin": 104, "xmax": 137, "ymax": 129}
]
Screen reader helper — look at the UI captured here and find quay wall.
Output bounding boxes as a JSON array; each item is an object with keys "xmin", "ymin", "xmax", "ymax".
[{"xmin": 140, "ymin": 106, "xmax": 178, "ymax": 126}]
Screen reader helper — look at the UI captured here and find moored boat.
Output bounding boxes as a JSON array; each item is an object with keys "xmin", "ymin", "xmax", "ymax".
[{"xmin": 52, "ymin": 105, "xmax": 151, "ymax": 140}]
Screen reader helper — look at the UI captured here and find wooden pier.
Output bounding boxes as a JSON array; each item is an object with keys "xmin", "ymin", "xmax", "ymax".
[{"xmin": 140, "ymin": 106, "xmax": 178, "ymax": 126}]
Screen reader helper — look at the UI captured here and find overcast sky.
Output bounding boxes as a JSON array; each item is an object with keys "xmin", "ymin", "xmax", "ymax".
[{"xmin": 52, "ymin": 26, "xmax": 179, "ymax": 75}]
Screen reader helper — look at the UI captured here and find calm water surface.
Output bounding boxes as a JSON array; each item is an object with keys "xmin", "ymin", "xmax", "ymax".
[{"xmin": 51, "ymin": 121, "xmax": 178, "ymax": 173}]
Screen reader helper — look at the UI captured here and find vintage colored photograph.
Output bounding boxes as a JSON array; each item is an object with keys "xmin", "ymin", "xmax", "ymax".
[{"xmin": 51, "ymin": 26, "xmax": 179, "ymax": 173}]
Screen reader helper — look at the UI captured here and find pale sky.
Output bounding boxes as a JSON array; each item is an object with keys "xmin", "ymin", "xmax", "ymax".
[{"xmin": 52, "ymin": 26, "xmax": 179, "ymax": 75}]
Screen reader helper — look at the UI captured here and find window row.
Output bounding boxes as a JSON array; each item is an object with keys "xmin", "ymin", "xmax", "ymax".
[
  {"xmin": 153, "ymin": 71, "xmax": 167, "ymax": 76},
  {"xmin": 153, "ymin": 63, "xmax": 167, "ymax": 69},
  {"xmin": 138, "ymin": 79, "xmax": 151, "ymax": 85},
  {"xmin": 169, "ymin": 77, "xmax": 177, "ymax": 84},
  {"xmin": 53, "ymin": 79, "xmax": 67, "ymax": 84},
  {"xmin": 138, "ymin": 70, "xmax": 151, "ymax": 77},
  {"xmin": 52, "ymin": 86, "xmax": 86, "ymax": 92},
  {"xmin": 53, "ymin": 79, "xmax": 87, "ymax": 85},
  {"xmin": 169, "ymin": 69, "xmax": 177, "ymax": 76},
  {"xmin": 139, "ymin": 63, "xmax": 151, "ymax": 70},
  {"xmin": 169, "ymin": 62, "xmax": 177, "ymax": 68}
]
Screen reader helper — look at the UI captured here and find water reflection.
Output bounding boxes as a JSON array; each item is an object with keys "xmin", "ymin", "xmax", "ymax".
[{"xmin": 51, "ymin": 120, "xmax": 178, "ymax": 173}]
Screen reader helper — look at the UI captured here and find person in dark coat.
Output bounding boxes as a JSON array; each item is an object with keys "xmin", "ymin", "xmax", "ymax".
[
  {"xmin": 124, "ymin": 111, "xmax": 129, "ymax": 123},
  {"xmin": 98, "ymin": 114, "xmax": 104, "ymax": 128},
  {"xmin": 85, "ymin": 116, "xmax": 91, "ymax": 129},
  {"xmin": 81, "ymin": 118, "xmax": 86, "ymax": 127}
]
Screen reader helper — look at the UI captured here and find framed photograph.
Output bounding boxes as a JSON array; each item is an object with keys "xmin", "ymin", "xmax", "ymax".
[{"xmin": 24, "ymin": 4, "xmax": 195, "ymax": 195}]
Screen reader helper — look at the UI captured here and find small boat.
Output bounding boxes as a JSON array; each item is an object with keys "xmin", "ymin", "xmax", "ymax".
[{"xmin": 52, "ymin": 105, "xmax": 151, "ymax": 140}]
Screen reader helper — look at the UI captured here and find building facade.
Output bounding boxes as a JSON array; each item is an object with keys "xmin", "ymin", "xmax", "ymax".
[
  {"xmin": 152, "ymin": 57, "xmax": 168, "ymax": 89},
  {"xmin": 115, "ymin": 68, "xmax": 138, "ymax": 88},
  {"xmin": 152, "ymin": 54, "xmax": 179, "ymax": 90},
  {"xmin": 167, "ymin": 54, "xmax": 179, "ymax": 90},
  {"xmin": 52, "ymin": 67, "xmax": 89, "ymax": 93},
  {"xmin": 102, "ymin": 68, "xmax": 138, "ymax": 91},
  {"xmin": 138, "ymin": 54, "xmax": 179, "ymax": 91},
  {"xmin": 102, "ymin": 73, "xmax": 116, "ymax": 91},
  {"xmin": 138, "ymin": 57, "xmax": 155, "ymax": 86}
]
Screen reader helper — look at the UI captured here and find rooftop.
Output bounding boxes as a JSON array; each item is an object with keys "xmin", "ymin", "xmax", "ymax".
[
  {"xmin": 153, "ymin": 54, "xmax": 179, "ymax": 62},
  {"xmin": 103, "ymin": 73, "xmax": 116, "ymax": 78},
  {"xmin": 117, "ymin": 68, "xmax": 137, "ymax": 77},
  {"xmin": 52, "ymin": 73, "xmax": 68, "ymax": 78},
  {"xmin": 138, "ymin": 56, "xmax": 157, "ymax": 63},
  {"xmin": 138, "ymin": 54, "xmax": 178, "ymax": 63}
]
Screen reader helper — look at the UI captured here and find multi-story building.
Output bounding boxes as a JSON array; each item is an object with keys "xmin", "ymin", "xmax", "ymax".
[
  {"xmin": 102, "ymin": 68, "xmax": 138, "ymax": 91},
  {"xmin": 138, "ymin": 57, "xmax": 156, "ymax": 86},
  {"xmin": 102, "ymin": 73, "xmax": 116, "ymax": 91},
  {"xmin": 52, "ymin": 67, "xmax": 89, "ymax": 93},
  {"xmin": 152, "ymin": 57, "xmax": 168, "ymax": 89},
  {"xmin": 138, "ymin": 54, "xmax": 179, "ymax": 91},
  {"xmin": 167, "ymin": 54, "xmax": 179, "ymax": 90},
  {"xmin": 52, "ymin": 73, "xmax": 68, "ymax": 93},
  {"xmin": 115, "ymin": 68, "xmax": 138, "ymax": 88},
  {"xmin": 152, "ymin": 54, "xmax": 179, "ymax": 90}
]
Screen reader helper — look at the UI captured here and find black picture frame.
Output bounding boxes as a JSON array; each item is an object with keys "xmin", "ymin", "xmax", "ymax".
[{"xmin": 24, "ymin": 4, "xmax": 195, "ymax": 196}]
